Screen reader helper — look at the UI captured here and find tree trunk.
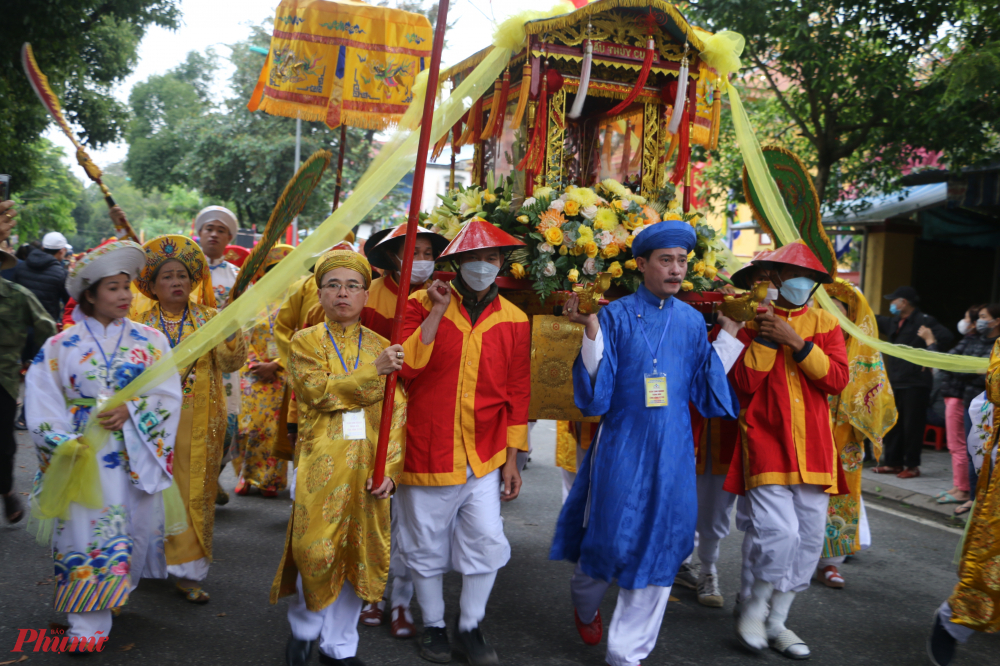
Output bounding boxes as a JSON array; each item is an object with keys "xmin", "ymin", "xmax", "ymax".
[{"xmin": 813, "ymin": 160, "xmax": 832, "ymax": 208}]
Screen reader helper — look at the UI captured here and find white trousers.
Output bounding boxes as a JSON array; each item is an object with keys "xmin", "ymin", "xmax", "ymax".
[
  {"xmin": 696, "ymin": 472, "xmax": 736, "ymax": 574},
  {"xmin": 287, "ymin": 575, "xmax": 363, "ymax": 659},
  {"xmin": 388, "ymin": 500, "xmax": 413, "ymax": 608},
  {"xmin": 167, "ymin": 556, "xmax": 210, "ymax": 582},
  {"xmin": 938, "ymin": 600, "xmax": 977, "ymax": 643},
  {"xmin": 745, "ymin": 484, "xmax": 830, "ymax": 593},
  {"xmin": 395, "ymin": 467, "xmax": 510, "ymax": 577},
  {"xmin": 67, "ymin": 609, "xmax": 112, "ymax": 642},
  {"xmin": 735, "ymin": 496, "xmax": 753, "ymax": 601},
  {"xmin": 571, "ymin": 562, "xmax": 671, "ymax": 666}
]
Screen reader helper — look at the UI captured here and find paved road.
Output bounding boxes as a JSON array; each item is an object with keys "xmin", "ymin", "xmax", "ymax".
[{"xmin": 2, "ymin": 422, "xmax": 997, "ymax": 665}]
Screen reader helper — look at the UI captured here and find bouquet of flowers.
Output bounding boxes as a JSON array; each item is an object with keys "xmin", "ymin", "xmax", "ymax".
[{"xmin": 423, "ymin": 173, "xmax": 731, "ymax": 300}]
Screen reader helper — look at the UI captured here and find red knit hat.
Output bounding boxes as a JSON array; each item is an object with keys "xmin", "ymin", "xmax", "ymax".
[
  {"xmin": 757, "ymin": 240, "xmax": 832, "ymax": 284},
  {"xmin": 438, "ymin": 218, "xmax": 525, "ymax": 259},
  {"xmin": 224, "ymin": 244, "xmax": 250, "ymax": 268}
]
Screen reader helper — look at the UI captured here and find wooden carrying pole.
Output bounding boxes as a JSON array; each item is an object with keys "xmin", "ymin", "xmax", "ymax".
[
  {"xmin": 333, "ymin": 124, "xmax": 347, "ymax": 211},
  {"xmin": 371, "ymin": 0, "xmax": 450, "ymax": 489}
]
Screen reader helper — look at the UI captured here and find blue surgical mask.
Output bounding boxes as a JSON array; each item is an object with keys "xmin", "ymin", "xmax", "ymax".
[
  {"xmin": 778, "ymin": 277, "xmax": 816, "ymax": 307},
  {"xmin": 889, "ymin": 303, "xmax": 900, "ymax": 316},
  {"xmin": 976, "ymin": 319, "xmax": 992, "ymax": 334}
]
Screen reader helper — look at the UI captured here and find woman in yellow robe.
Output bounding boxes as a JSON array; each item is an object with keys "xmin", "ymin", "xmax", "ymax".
[
  {"xmin": 133, "ymin": 235, "xmax": 247, "ymax": 603},
  {"xmin": 817, "ymin": 279, "xmax": 897, "ymax": 588},
  {"xmin": 271, "ymin": 250, "xmax": 406, "ymax": 665},
  {"xmin": 233, "ymin": 245, "xmax": 294, "ymax": 497}
]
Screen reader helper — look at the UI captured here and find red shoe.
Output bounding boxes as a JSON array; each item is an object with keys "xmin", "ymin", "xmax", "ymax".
[
  {"xmin": 575, "ymin": 609, "xmax": 602, "ymax": 646},
  {"xmin": 389, "ymin": 605, "xmax": 415, "ymax": 638},
  {"xmin": 234, "ymin": 478, "xmax": 250, "ymax": 496},
  {"xmin": 871, "ymin": 466, "xmax": 903, "ymax": 475},
  {"xmin": 261, "ymin": 486, "xmax": 278, "ymax": 498},
  {"xmin": 816, "ymin": 565, "xmax": 845, "ymax": 588},
  {"xmin": 359, "ymin": 601, "xmax": 383, "ymax": 626},
  {"xmin": 897, "ymin": 467, "xmax": 921, "ymax": 479}
]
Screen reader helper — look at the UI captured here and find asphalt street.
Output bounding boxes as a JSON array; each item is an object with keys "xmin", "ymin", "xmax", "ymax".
[{"xmin": 1, "ymin": 421, "xmax": 997, "ymax": 665}]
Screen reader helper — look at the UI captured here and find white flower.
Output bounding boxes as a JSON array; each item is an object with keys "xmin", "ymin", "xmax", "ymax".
[
  {"xmin": 596, "ymin": 230, "xmax": 615, "ymax": 248},
  {"xmin": 581, "ymin": 204, "xmax": 598, "ymax": 220},
  {"xmin": 631, "ymin": 224, "xmax": 647, "ymax": 236},
  {"xmin": 548, "ymin": 199, "xmax": 565, "ymax": 213},
  {"xmin": 583, "ymin": 258, "xmax": 597, "ymax": 275},
  {"xmin": 538, "ymin": 242, "xmax": 555, "ymax": 254},
  {"xmin": 522, "ymin": 197, "xmax": 536, "ymax": 207},
  {"xmin": 543, "ymin": 261, "xmax": 557, "ymax": 277}
]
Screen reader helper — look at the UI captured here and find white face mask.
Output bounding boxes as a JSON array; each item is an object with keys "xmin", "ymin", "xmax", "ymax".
[
  {"xmin": 409, "ymin": 260, "xmax": 435, "ymax": 284},
  {"xmin": 764, "ymin": 288, "xmax": 779, "ymax": 305},
  {"xmin": 958, "ymin": 319, "xmax": 970, "ymax": 335},
  {"xmin": 460, "ymin": 261, "xmax": 500, "ymax": 292}
]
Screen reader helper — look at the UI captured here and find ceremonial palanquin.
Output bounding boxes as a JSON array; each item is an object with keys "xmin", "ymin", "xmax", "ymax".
[{"xmin": 248, "ymin": 0, "xmax": 433, "ymax": 130}]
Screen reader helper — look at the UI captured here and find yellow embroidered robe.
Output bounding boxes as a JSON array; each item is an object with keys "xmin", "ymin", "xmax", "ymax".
[
  {"xmin": 949, "ymin": 337, "xmax": 1000, "ymax": 632},
  {"xmin": 134, "ymin": 302, "xmax": 247, "ymax": 564},
  {"xmin": 234, "ymin": 311, "xmax": 288, "ymax": 490},
  {"xmin": 270, "ymin": 320, "xmax": 406, "ymax": 611}
]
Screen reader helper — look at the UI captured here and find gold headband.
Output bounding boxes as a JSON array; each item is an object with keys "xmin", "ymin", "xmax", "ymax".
[{"xmin": 314, "ymin": 249, "xmax": 372, "ymax": 289}]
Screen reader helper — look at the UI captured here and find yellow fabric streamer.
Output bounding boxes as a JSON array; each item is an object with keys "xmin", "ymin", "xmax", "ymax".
[
  {"xmin": 80, "ymin": 8, "xmax": 513, "ymax": 450},
  {"xmin": 718, "ymin": 37, "xmax": 988, "ymax": 372},
  {"xmin": 32, "ymin": 436, "xmax": 102, "ymax": 523}
]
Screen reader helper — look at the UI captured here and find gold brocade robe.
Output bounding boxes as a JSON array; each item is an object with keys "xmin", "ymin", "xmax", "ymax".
[
  {"xmin": 270, "ymin": 320, "xmax": 406, "ymax": 611},
  {"xmin": 135, "ymin": 303, "xmax": 247, "ymax": 564},
  {"xmin": 234, "ymin": 311, "xmax": 288, "ymax": 490},
  {"xmin": 949, "ymin": 337, "xmax": 1000, "ymax": 633}
]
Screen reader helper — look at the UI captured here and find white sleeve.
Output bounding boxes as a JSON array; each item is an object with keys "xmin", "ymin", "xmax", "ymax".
[
  {"xmin": 712, "ymin": 328, "xmax": 745, "ymax": 374},
  {"xmin": 580, "ymin": 327, "xmax": 604, "ymax": 381}
]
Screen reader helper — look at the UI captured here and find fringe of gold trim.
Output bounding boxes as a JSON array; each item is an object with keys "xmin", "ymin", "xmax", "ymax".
[
  {"xmin": 341, "ymin": 109, "xmax": 396, "ymax": 131},
  {"xmin": 255, "ymin": 97, "xmax": 329, "ymax": 124},
  {"xmin": 534, "ymin": 50, "xmax": 686, "ymax": 74},
  {"xmin": 511, "ymin": 63, "xmax": 532, "ymax": 129},
  {"xmin": 456, "ymin": 98, "xmax": 482, "ymax": 147},
  {"xmin": 431, "ymin": 132, "xmax": 450, "ymax": 161},
  {"xmin": 481, "ymin": 77, "xmax": 504, "ymax": 139},
  {"xmin": 521, "ymin": 0, "xmax": 706, "ymax": 53},
  {"xmin": 563, "ymin": 77, "xmax": 660, "ymax": 104}
]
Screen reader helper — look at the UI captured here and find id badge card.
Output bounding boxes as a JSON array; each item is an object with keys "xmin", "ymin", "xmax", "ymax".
[
  {"xmin": 96, "ymin": 386, "xmax": 115, "ymax": 413},
  {"xmin": 266, "ymin": 339, "xmax": 280, "ymax": 360},
  {"xmin": 644, "ymin": 373, "xmax": 668, "ymax": 408},
  {"xmin": 343, "ymin": 409, "xmax": 367, "ymax": 440}
]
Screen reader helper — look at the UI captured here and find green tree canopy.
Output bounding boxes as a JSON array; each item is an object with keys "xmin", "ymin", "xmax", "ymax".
[
  {"xmin": 11, "ymin": 139, "xmax": 82, "ymax": 245},
  {"xmin": 0, "ymin": 1, "xmax": 180, "ymax": 192}
]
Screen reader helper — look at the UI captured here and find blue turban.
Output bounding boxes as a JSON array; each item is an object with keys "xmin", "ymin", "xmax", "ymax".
[{"xmin": 631, "ymin": 219, "xmax": 697, "ymax": 257}]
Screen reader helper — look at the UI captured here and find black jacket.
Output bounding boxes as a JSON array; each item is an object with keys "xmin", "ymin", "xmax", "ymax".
[
  {"xmin": 876, "ymin": 308, "xmax": 954, "ymax": 389},
  {"xmin": 13, "ymin": 248, "xmax": 69, "ymax": 322},
  {"xmin": 941, "ymin": 332, "xmax": 996, "ymax": 405}
]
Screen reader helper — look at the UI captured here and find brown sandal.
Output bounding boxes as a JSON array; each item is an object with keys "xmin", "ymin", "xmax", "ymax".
[{"xmin": 816, "ymin": 565, "xmax": 845, "ymax": 588}]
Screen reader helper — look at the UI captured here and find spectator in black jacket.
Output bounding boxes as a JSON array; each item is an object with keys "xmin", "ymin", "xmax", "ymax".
[
  {"xmin": 872, "ymin": 286, "xmax": 954, "ymax": 478},
  {"xmin": 13, "ymin": 231, "xmax": 70, "ymax": 322}
]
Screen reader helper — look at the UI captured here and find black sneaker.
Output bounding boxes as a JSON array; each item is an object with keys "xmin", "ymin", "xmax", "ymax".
[
  {"xmin": 927, "ymin": 612, "xmax": 957, "ymax": 666},
  {"xmin": 286, "ymin": 636, "xmax": 314, "ymax": 666},
  {"xmin": 454, "ymin": 624, "xmax": 499, "ymax": 666},
  {"xmin": 318, "ymin": 654, "xmax": 365, "ymax": 666},
  {"xmin": 419, "ymin": 626, "xmax": 452, "ymax": 663}
]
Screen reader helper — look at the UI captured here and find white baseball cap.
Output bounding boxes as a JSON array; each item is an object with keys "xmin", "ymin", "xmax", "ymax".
[{"xmin": 42, "ymin": 231, "xmax": 68, "ymax": 251}]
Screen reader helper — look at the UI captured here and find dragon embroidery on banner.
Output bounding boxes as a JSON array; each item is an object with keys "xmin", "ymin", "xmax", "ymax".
[
  {"xmin": 364, "ymin": 57, "xmax": 415, "ymax": 101},
  {"xmin": 270, "ymin": 49, "xmax": 323, "ymax": 86}
]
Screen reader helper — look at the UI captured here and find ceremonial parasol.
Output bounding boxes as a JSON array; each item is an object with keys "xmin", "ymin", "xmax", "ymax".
[{"xmin": 21, "ymin": 43, "xmax": 140, "ymax": 244}]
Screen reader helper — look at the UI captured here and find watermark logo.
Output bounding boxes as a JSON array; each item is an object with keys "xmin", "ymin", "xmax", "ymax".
[{"xmin": 10, "ymin": 628, "xmax": 109, "ymax": 653}]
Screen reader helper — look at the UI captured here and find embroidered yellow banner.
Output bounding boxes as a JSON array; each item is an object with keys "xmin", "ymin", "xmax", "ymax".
[{"xmin": 248, "ymin": 0, "xmax": 433, "ymax": 130}]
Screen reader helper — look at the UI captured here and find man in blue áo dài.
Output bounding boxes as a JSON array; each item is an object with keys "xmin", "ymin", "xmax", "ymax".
[{"xmin": 550, "ymin": 219, "xmax": 745, "ymax": 666}]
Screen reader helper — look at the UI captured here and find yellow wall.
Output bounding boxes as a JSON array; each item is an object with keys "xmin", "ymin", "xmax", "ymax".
[{"xmin": 863, "ymin": 229, "xmax": 916, "ymax": 316}]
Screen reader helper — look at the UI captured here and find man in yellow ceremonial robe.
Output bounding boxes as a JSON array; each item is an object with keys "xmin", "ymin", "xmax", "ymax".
[
  {"xmin": 928, "ymin": 337, "xmax": 1000, "ymax": 666},
  {"xmin": 271, "ymin": 250, "xmax": 406, "ymax": 666},
  {"xmin": 133, "ymin": 235, "xmax": 247, "ymax": 604},
  {"xmin": 816, "ymin": 279, "xmax": 897, "ymax": 588}
]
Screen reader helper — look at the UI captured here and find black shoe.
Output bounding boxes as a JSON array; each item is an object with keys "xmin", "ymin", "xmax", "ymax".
[
  {"xmin": 419, "ymin": 626, "xmax": 452, "ymax": 663},
  {"xmin": 286, "ymin": 636, "xmax": 314, "ymax": 666},
  {"xmin": 318, "ymin": 654, "xmax": 365, "ymax": 666},
  {"xmin": 927, "ymin": 612, "xmax": 957, "ymax": 666},
  {"xmin": 454, "ymin": 623, "xmax": 499, "ymax": 666},
  {"xmin": 14, "ymin": 406, "xmax": 26, "ymax": 430}
]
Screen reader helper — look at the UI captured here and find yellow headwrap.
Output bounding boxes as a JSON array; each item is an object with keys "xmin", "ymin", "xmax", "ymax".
[{"xmin": 314, "ymin": 249, "xmax": 372, "ymax": 289}]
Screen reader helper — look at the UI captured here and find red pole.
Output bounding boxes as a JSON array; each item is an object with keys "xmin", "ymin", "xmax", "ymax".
[
  {"xmin": 333, "ymin": 124, "xmax": 347, "ymax": 212},
  {"xmin": 371, "ymin": 0, "xmax": 451, "ymax": 489}
]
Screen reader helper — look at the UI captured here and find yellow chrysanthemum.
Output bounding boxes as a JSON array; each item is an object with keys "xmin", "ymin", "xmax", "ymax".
[
  {"xmin": 534, "ymin": 186, "xmax": 554, "ymax": 199},
  {"xmin": 543, "ymin": 226, "xmax": 564, "ymax": 246},
  {"xmin": 575, "ymin": 225, "xmax": 595, "ymax": 247},
  {"xmin": 567, "ymin": 268, "xmax": 580, "ymax": 283},
  {"xmin": 623, "ymin": 192, "xmax": 647, "ymax": 206},
  {"xmin": 566, "ymin": 186, "xmax": 600, "ymax": 208},
  {"xmin": 594, "ymin": 208, "xmax": 619, "ymax": 231},
  {"xmin": 601, "ymin": 178, "xmax": 628, "ymax": 197},
  {"xmin": 608, "ymin": 261, "xmax": 623, "ymax": 278}
]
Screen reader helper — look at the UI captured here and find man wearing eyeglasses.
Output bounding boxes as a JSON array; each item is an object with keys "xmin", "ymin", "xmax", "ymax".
[{"xmin": 274, "ymin": 249, "xmax": 407, "ymax": 666}]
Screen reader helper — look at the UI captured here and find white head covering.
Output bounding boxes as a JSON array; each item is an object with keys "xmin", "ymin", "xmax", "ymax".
[
  {"xmin": 194, "ymin": 206, "xmax": 238, "ymax": 239},
  {"xmin": 65, "ymin": 240, "xmax": 145, "ymax": 301},
  {"xmin": 42, "ymin": 231, "xmax": 69, "ymax": 251}
]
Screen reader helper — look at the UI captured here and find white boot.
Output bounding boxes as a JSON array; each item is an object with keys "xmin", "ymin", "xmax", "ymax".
[
  {"xmin": 736, "ymin": 579, "xmax": 772, "ymax": 652},
  {"xmin": 766, "ymin": 590, "xmax": 810, "ymax": 659}
]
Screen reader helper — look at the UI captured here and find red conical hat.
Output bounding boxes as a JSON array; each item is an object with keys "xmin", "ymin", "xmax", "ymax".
[
  {"xmin": 757, "ymin": 239, "xmax": 832, "ymax": 284},
  {"xmin": 730, "ymin": 250, "xmax": 773, "ymax": 290},
  {"xmin": 439, "ymin": 218, "xmax": 525, "ymax": 259},
  {"xmin": 224, "ymin": 244, "xmax": 251, "ymax": 267},
  {"xmin": 365, "ymin": 223, "xmax": 449, "ymax": 270}
]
